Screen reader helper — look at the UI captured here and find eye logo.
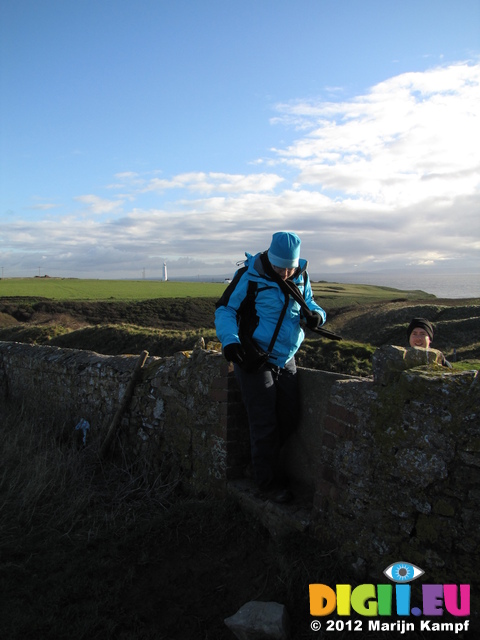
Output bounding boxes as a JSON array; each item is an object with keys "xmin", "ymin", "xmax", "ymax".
[{"xmin": 383, "ymin": 561, "xmax": 424, "ymax": 583}]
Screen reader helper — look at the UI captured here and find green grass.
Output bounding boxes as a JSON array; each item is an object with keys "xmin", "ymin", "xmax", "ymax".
[
  {"xmin": 311, "ymin": 281, "xmax": 435, "ymax": 310},
  {"xmin": 1, "ymin": 277, "xmax": 434, "ymax": 305},
  {"xmin": 451, "ymin": 359, "xmax": 480, "ymax": 371},
  {"xmin": 0, "ymin": 278, "xmax": 227, "ymax": 300},
  {"xmin": 297, "ymin": 338, "xmax": 376, "ymax": 377}
]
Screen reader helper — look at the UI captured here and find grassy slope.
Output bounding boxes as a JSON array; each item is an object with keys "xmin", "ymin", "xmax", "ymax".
[
  {"xmin": 1, "ymin": 280, "xmax": 479, "ymax": 375},
  {"xmin": 310, "ymin": 281, "xmax": 433, "ymax": 309}
]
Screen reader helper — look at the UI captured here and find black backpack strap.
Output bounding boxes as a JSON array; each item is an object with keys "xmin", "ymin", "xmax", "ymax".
[
  {"xmin": 215, "ymin": 265, "xmax": 248, "ymax": 309},
  {"xmin": 266, "ymin": 293, "xmax": 289, "ymax": 355}
]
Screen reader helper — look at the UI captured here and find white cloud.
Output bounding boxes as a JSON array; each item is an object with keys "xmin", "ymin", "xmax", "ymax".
[
  {"xmin": 29, "ymin": 203, "xmax": 60, "ymax": 211},
  {"xmin": 141, "ymin": 171, "xmax": 284, "ymax": 195},
  {"xmin": 114, "ymin": 171, "xmax": 140, "ymax": 179},
  {"xmin": 271, "ymin": 61, "xmax": 480, "ymax": 208},
  {"xmin": 74, "ymin": 195, "xmax": 124, "ymax": 215},
  {"xmin": 3, "ymin": 61, "xmax": 479, "ymax": 279}
]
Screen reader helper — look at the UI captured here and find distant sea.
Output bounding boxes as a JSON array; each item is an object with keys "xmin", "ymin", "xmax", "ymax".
[{"xmin": 321, "ymin": 272, "xmax": 480, "ymax": 300}]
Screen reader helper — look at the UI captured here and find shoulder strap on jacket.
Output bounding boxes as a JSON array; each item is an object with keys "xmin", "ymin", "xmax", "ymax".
[{"xmin": 266, "ymin": 292, "xmax": 289, "ymax": 355}]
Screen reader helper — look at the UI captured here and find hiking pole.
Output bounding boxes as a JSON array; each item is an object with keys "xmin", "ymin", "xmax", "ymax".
[{"xmin": 100, "ymin": 350, "xmax": 149, "ymax": 458}]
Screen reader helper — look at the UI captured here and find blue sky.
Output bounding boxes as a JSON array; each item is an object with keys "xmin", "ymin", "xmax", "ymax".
[{"xmin": 1, "ymin": 0, "xmax": 479, "ymax": 280}]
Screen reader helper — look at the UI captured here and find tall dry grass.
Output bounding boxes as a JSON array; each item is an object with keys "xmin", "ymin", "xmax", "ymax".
[
  {"xmin": 0, "ymin": 400, "xmax": 185, "ymax": 638},
  {"xmin": 0, "ymin": 402, "xmax": 178, "ymax": 545}
]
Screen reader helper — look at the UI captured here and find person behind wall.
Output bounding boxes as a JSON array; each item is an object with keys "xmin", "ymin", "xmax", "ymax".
[
  {"xmin": 214, "ymin": 231, "xmax": 326, "ymax": 503},
  {"xmin": 406, "ymin": 317, "xmax": 452, "ymax": 368}
]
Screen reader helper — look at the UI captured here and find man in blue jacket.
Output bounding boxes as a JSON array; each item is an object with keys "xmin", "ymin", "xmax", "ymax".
[{"xmin": 215, "ymin": 231, "xmax": 326, "ymax": 503}]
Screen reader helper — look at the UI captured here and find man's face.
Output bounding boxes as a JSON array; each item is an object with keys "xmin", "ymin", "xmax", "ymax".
[
  {"xmin": 409, "ymin": 328, "xmax": 431, "ymax": 349},
  {"xmin": 271, "ymin": 265, "xmax": 296, "ymax": 280}
]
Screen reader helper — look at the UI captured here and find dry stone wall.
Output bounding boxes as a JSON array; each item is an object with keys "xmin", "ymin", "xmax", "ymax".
[
  {"xmin": 314, "ymin": 345, "xmax": 479, "ymax": 589},
  {"xmin": 0, "ymin": 341, "xmax": 235, "ymax": 495},
  {"xmin": 1, "ymin": 340, "xmax": 478, "ymax": 590}
]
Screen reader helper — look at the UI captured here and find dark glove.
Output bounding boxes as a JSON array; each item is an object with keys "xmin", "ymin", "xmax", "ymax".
[
  {"xmin": 305, "ymin": 312, "xmax": 322, "ymax": 330},
  {"xmin": 223, "ymin": 343, "xmax": 246, "ymax": 366}
]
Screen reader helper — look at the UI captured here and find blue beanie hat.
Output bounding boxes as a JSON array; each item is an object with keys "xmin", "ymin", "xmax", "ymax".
[{"xmin": 268, "ymin": 231, "xmax": 301, "ymax": 268}]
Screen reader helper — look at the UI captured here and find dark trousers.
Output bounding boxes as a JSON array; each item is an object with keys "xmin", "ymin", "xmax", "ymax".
[{"xmin": 234, "ymin": 358, "xmax": 300, "ymax": 489}]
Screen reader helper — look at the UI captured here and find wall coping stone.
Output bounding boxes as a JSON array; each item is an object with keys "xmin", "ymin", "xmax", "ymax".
[{"xmin": 372, "ymin": 344, "xmax": 448, "ymax": 385}]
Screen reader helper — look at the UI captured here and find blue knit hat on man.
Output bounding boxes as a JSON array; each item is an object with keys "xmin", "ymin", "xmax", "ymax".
[{"xmin": 267, "ymin": 231, "xmax": 301, "ymax": 269}]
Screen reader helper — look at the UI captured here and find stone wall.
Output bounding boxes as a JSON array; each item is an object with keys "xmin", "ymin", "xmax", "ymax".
[
  {"xmin": 1, "ymin": 340, "xmax": 478, "ymax": 588},
  {"xmin": 0, "ymin": 341, "xmax": 235, "ymax": 495},
  {"xmin": 0, "ymin": 340, "xmax": 352, "ymax": 494},
  {"xmin": 313, "ymin": 345, "xmax": 480, "ymax": 588}
]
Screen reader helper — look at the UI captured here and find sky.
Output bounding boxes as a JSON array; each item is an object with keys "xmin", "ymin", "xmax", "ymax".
[{"xmin": 1, "ymin": 0, "xmax": 479, "ymax": 281}]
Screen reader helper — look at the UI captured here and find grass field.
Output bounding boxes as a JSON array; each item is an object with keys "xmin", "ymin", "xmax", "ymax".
[
  {"xmin": 311, "ymin": 281, "xmax": 434, "ymax": 309},
  {"xmin": 0, "ymin": 278, "xmax": 227, "ymax": 300},
  {"xmin": 0, "ymin": 277, "xmax": 434, "ymax": 305}
]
